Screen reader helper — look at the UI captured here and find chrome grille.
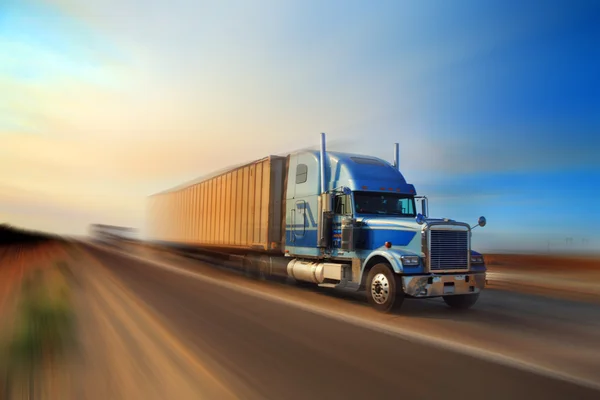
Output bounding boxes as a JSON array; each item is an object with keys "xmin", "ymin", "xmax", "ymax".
[{"xmin": 429, "ymin": 229, "xmax": 469, "ymax": 270}]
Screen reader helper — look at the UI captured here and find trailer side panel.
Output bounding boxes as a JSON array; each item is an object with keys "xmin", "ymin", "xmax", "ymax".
[{"xmin": 148, "ymin": 156, "xmax": 286, "ymax": 253}]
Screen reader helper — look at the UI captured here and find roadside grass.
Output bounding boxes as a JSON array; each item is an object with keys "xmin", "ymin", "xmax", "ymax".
[{"xmin": 0, "ymin": 260, "xmax": 75, "ymax": 398}]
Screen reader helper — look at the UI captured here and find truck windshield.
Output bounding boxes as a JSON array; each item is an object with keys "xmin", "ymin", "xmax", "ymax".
[{"xmin": 353, "ymin": 191, "xmax": 416, "ymax": 217}]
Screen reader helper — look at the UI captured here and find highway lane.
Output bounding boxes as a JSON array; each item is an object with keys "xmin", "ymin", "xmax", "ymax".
[
  {"xmin": 107, "ymin": 240, "xmax": 600, "ymax": 383},
  {"xmin": 81, "ymin": 244, "xmax": 599, "ymax": 400}
]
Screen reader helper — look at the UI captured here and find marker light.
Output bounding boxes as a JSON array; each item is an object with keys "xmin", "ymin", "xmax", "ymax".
[
  {"xmin": 471, "ymin": 254, "xmax": 484, "ymax": 264},
  {"xmin": 384, "ymin": 241, "xmax": 392, "ymax": 249}
]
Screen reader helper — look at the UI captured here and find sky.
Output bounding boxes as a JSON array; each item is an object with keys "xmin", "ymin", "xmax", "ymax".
[{"xmin": 1, "ymin": 0, "xmax": 599, "ymax": 253}]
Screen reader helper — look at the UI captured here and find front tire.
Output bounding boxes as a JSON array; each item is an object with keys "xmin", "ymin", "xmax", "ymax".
[
  {"xmin": 366, "ymin": 263, "xmax": 404, "ymax": 313},
  {"xmin": 443, "ymin": 293, "xmax": 479, "ymax": 309}
]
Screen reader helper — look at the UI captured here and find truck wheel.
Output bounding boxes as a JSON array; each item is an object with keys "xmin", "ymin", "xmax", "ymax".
[
  {"xmin": 443, "ymin": 293, "xmax": 479, "ymax": 309},
  {"xmin": 366, "ymin": 263, "xmax": 404, "ymax": 313}
]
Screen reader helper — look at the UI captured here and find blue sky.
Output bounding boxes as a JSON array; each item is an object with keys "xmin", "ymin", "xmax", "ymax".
[{"xmin": 1, "ymin": 0, "xmax": 598, "ymax": 252}]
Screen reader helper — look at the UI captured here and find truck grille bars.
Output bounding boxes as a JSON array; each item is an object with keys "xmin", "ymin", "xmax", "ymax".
[{"xmin": 429, "ymin": 229, "xmax": 469, "ymax": 271}]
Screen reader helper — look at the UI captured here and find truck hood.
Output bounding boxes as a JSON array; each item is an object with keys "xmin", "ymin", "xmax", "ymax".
[
  {"xmin": 355, "ymin": 216, "xmax": 423, "ymax": 251},
  {"xmin": 358, "ymin": 216, "xmax": 424, "ymax": 232}
]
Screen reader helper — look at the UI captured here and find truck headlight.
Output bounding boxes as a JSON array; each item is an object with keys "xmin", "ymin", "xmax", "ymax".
[
  {"xmin": 471, "ymin": 255, "xmax": 484, "ymax": 264},
  {"xmin": 400, "ymin": 255, "xmax": 420, "ymax": 266}
]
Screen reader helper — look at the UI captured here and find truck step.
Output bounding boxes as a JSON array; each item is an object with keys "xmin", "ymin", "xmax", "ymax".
[{"xmin": 317, "ymin": 283, "xmax": 337, "ymax": 288}]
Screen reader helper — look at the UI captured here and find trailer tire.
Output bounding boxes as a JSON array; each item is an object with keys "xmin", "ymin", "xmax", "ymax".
[
  {"xmin": 366, "ymin": 263, "xmax": 404, "ymax": 313},
  {"xmin": 255, "ymin": 256, "xmax": 267, "ymax": 281},
  {"xmin": 243, "ymin": 256, "xmax": 260, "ymax": 280},
  {"xmin": 443, "ymin": 293, "xmax": 479, "ymax": 309}
]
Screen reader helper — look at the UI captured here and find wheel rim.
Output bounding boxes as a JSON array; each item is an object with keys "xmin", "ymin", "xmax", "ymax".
[{"xmin": 371, "ymin": 273, "xmax": 390, "ymax": 304}]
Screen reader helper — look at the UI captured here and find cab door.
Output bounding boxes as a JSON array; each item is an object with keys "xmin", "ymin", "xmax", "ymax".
[{"xmin": 293, "ymin": 200, "xmax": 306, "ymax": 240}]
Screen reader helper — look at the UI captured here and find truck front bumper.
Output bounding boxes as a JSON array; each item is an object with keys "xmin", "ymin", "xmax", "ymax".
[{"xmin": 402, "ymin": 272, "xmax": 486, "ymax": 298}]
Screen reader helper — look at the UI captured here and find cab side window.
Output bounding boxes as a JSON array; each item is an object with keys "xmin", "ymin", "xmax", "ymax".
[{"xmin": 296, "ymin": 164, "xmax": 308, "ymax": 184}]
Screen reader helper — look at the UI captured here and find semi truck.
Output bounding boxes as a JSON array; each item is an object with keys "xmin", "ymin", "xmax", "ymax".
[
  {"xmin": 90, "ymin": 224, "xmax": 138, "ymax": 245},
  {"xmin": 147, "ymin": 133, "xmax": 487, "ymax": 312}
]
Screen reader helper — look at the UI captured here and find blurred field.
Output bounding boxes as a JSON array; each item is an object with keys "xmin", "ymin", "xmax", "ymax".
[
  {"xmin": 486, "ymin": 253, "xmax": 600, "ymax": 272},
  {"xmin": 0, "ymin": 226, "xmax": 76, "ymax": 400},
  {"xmin": 485, "ymin": 253, "xmax": 600, "ymax": 303}
]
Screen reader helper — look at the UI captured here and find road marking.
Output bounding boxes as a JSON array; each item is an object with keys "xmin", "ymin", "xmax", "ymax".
[{"xmin": 85, "ymin": 241, "xmax": 600, "ymax": 392}]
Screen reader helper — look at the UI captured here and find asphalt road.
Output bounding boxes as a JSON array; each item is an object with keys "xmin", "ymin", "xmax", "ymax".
[{"xmin": 82, "ymin": 244, "xmax": 600, "ymax": 400}]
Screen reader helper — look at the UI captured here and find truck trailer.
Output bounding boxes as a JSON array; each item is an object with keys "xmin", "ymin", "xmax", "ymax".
[{"xmin": 147, "ymin": 134, "xmax": 487, "ymax": 312}]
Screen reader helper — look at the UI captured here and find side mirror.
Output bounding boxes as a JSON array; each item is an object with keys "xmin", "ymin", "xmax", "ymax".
[
  {"xmin": 471, "ymin": 216, "xmax": 487, "ymax": 229},
  {"xmin": 415, "ymin": 195, "xmax": 428, "ymax": 217},
  {"xmin": 416, "ymin": 213, "xmax": 426, "ymax": 225}
]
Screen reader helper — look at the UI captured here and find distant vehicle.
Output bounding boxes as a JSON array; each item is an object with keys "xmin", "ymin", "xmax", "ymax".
[
  {"xmin": 90, "ymin": 224, "xmax": 138, "ymax": 244},
  {"xmin": 148, "ymin": 134, "xmax": 487, "ymax": 312}
]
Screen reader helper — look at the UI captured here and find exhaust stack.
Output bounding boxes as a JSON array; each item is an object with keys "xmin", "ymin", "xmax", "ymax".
[
  {"xmin": 393, "ymin": 142, "xmax": 400, "ymax": 171},
  {"xmin": 317, "ymin": 132, "xmax": 332, "ymax": 248},
  {"xmin": 320, "ymin": 133, "xmax": 327, "ymax": 194}
]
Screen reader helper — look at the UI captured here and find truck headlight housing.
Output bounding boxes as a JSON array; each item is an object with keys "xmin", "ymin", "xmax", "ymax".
[
  {"xmin": 471, "ymin": 254, "xmax": 484, "ymax": 264},
  {"xmin": 400, "ymin": 255, "xmax": 420, "ymax": 266}
]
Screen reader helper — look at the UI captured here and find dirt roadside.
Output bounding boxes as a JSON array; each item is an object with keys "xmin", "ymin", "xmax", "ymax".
[
  {"xmin": 485, "ymin": 253, "xmax": 600, "ymax": 272},
  {"xmin": 485, "ymin": 253, "xmax": 600, "ymax": 303},
  {"xmin": 0, "ymin": 241, "xmax": 75, "ymax": 400}
]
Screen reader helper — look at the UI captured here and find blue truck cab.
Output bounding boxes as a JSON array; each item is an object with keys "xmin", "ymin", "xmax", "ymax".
[{"xmin": 283, "ymin": 134, "xmax": 487, "ymax": 312}]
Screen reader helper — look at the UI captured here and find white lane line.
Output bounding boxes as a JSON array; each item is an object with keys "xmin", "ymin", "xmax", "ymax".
[{"xmin": 84, "ymin": 241, "xmax": 600, "ymax": 392}]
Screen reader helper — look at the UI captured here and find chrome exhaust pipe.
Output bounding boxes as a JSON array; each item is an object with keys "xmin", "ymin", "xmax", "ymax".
[
  {"xmin": 320, "ymin": 132, "xmax": 327, "ymax": 194},
  {"xmin": 394, "ymin": 142, "xmax": 400, "ymax": 171}
]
